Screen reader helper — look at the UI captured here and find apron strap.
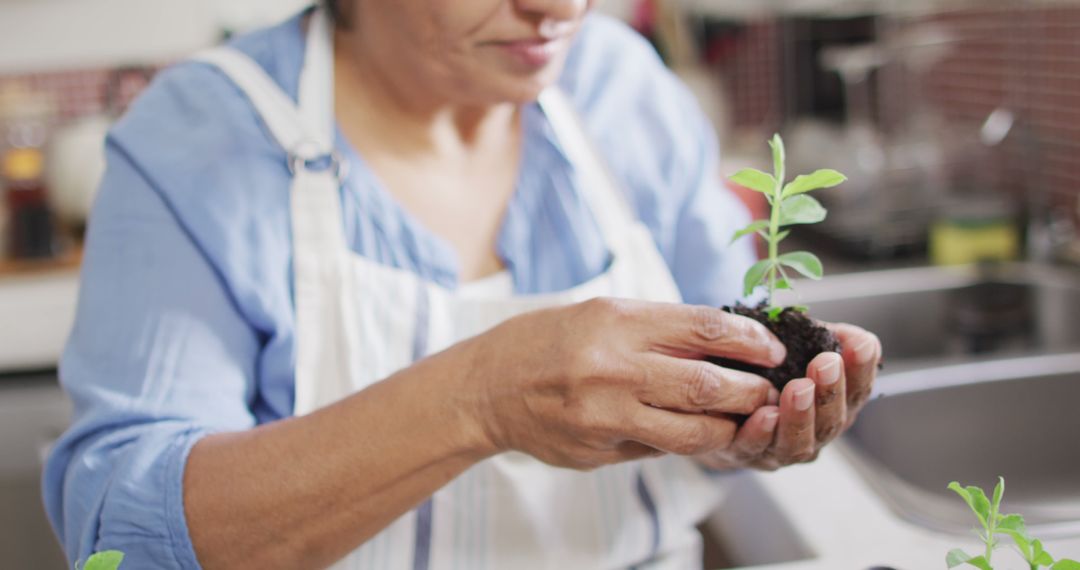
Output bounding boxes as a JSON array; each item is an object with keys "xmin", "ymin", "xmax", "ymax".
[
  {"xmin": 192, "ymin": 17, "xmax": 362, "ymax": 415},
  {"xmin": 194, "ymin": 48, "xmax": 329, "ymax": 158},
  {"xmin": 298, "ymin": 8, "xmax": 336, "ymax": 147},
  {"xmin": 195, "ymin": 9, "xmax": 335, "ymax": 151},
  {"xmin": 193, "ymin": 22, "xmax": 350, "ymax": 256},
  {"xmin": 537, "ymin": 89, "xmax": 639, "ymax": 252}
]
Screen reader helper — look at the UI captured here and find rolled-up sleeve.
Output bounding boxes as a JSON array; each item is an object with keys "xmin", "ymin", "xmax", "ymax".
[{"xmin": 42, "ymin": 139, "xmax": 261, "ymax": 569}]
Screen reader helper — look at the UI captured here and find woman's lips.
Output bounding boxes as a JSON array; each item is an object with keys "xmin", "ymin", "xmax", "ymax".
[{"xmin": 489, "ymin": 37, "xmax": 565, "ymax": 69}]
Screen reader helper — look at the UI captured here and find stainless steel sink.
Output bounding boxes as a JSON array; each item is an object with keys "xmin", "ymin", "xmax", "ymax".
[
  {"xmin": 777, "ymin": 262, "xmax": 1080, "ymax": 369},
  {"xmin": 775, "ymin": 263, "xmax": 1080, "ymax": 537},
  {"xmin": 842, "ymin": 354, "xmax": 1080, "ymax": 537}
]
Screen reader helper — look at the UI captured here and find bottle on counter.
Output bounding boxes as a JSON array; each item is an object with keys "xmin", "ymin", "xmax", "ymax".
[
  {"xmin": 0, "ymin": 84, "xmax": 61, "ymax": 261},
  {"xmin": 3, "ymin": 146, "xmax": 60, "ymax": 260}
]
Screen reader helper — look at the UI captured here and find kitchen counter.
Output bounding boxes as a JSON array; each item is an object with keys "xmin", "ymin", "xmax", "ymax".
[
  {"xmin": 706, "ymin": 259, "xmax": 1080, "ymax": 569},
  {"xmin": 710, "ymin": 444, "xmax": 1080, "ymax": 569}
]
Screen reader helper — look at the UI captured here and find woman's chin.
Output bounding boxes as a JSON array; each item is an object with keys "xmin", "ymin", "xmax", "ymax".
[
  {"xmin": 501, "ymin": 83, "xmax": 551, "ymax": 104},
  {"xmin": 485, "ymin": 68, "xmax": 566, "ymax": 104}
]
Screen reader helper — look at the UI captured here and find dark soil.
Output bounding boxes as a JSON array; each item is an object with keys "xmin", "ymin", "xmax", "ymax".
[{"xmin": 709, "ymin": 302, "xmax": 842, "ymax": 390}]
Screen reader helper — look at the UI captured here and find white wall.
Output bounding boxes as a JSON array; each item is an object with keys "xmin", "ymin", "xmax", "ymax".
[{"xmin": 0, "ymin": 0, "xmax": 311, "ymax": 74}]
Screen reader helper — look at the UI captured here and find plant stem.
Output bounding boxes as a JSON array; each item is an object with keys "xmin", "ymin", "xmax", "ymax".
[
  {"xmin": 985, "ymin": 503, "xmax": 999, "ymax": 566},
  {"xmin": 767, "ymin": 159, "xmax": 785, "ymax": 305}
]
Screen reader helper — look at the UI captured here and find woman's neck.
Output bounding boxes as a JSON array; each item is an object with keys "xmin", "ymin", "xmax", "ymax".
[{"xmin": 333, "ymin": 30, "xmax": 520, "ymax": 160}]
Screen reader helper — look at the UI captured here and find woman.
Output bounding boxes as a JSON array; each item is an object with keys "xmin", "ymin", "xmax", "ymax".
[{"xmin": 44, "ymin": 0, "xmax": 882, "ymax": 568}]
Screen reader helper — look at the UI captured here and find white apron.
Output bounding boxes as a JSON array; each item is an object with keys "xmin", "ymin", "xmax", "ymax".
[{"xmin": 197, "ymin": 10, "xmax": 725, "ymax": 569}]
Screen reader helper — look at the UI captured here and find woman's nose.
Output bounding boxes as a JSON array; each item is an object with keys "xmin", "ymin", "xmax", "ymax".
[{"xmin": 514, "ymin": 0, "xmax": 589, "ymax": 24}]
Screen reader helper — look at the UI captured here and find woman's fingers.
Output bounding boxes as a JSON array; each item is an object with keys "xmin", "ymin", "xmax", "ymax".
[
  {"xmin": 636, "ymin": 356, "xmax": 775, "ymax": 416},
  {"xmin": 626, "ymin": 406, "xmax": 739, "ymax": 456},
  {"xmin": 728, "ymin": 405, "xmax": 780, "ymax": 461},
  {"xmin": 827, "ymin": 323, "xmax": 881, "ymax": 421},
  {"xmin": 770, "ymin": 378, "xmax": 817, "ymax": 464},
  {"xmin": 807, "ymin": 352, "xmax": 846, "ymax": 446},
  {"xmin": 634, "ymin": 303, "xmax": 786, "ymax": 368}
]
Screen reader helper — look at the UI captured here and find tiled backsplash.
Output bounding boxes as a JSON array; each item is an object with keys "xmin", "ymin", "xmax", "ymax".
[
  {"xmin": 923, "ymin": 5, "xmax": 1080, "ymax": 205},
  {"xmin": 0, "ymin": 67, "xmax": 154, "ymax": 124},
  {"xmin": 712, "ymin": 20, "xmax": 782, "ymax": 131}
]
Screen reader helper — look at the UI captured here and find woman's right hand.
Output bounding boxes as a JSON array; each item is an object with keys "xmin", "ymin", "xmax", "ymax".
[{"xmin": 456, "ymin": 298, "xmax": 786, "ymax": 470}]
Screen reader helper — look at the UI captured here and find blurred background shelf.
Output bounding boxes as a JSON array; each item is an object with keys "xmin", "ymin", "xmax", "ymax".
[{"xmin": 0, "ymin": 247, "xmax": 81, "ymax": 279}]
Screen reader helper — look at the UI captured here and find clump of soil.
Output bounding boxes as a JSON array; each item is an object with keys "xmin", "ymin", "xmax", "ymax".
[{"xmin": 709, "ymin": 302, "xmax": 841, "ymax": 390}]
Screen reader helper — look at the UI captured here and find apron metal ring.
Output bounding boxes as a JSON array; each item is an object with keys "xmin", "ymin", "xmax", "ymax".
[{"xmin": 288, "ymin": 142, "xmax": 349, "ymax": 185}]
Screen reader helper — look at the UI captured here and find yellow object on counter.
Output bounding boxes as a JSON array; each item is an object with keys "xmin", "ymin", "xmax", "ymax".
[
  {"xmin": 929, "ymin": 219, "xmax": 1020, "ymax": 266},
  {"xmin": 2, "ymin": 147, "xmax": 45, "ymax": 182}
]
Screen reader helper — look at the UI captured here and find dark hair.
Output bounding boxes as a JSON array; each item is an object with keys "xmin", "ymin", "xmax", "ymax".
[{"xmin": 324, "ymin": 0, "xmax": 347, "ymax": 26}]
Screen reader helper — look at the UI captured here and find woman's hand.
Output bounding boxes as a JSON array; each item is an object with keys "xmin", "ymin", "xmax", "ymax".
[
  {"xmin": 694, "ymin": 323, "xmax": 882, "ymax": 472},
  {"xmin": 458, "ymin": 298, "xmax": 787, "ymax": 470}
]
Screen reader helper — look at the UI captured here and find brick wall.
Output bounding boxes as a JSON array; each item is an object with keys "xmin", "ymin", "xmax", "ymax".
[
  {"xmin": 0, "ymin": 67, "xmax": 153, "ymax": 125},
  {"xmin": 922, "ymin": 5, "xmax": 1080, "ymax": 207},
  {"xmin": 710, "ymin": 20, "xmax": 783, "ymax": 131}
]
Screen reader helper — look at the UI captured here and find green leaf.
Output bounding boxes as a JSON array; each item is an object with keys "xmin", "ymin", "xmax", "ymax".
[
  {"xmin": 743, "ymin": 259, "xmax": 772, "ymax": 297},
  {"xmin": 729, "ymin": 168, "xmax": 777, "ymax": 196},
  {"xmin": 731, "ymin": 220, "xmax": 770, "ymax": 244},
  {"xmin": 775, "ymin": 229, "xmax": 792, "ymax": 243},
  {"xmin": 767, "ymin": 306, "xmax": 785, "ymax": 321},
  {"xmin": 998, "ymin": 513, "xmax": 1026, "ymax": 534},
  {"xmin": 782, "ymin": 169, "xmax": 847, "ymax": 198},
  {"xmin": 998, "ymin": 514, "xmax": 1032, "ymax": 560},
  {"xmin": 949, "ymin": 482, "xmax": 991, "ymax": 529},
  {"xmin": 1052, "ymin": 561, "xmax": 1080, "ymax": 570},
  {"xmin": 792, "ymin": 305, "xmax": 809, "ymax": 313},
  {"xmin": 947, "ymin": 549, "xmax": 975, "ymax": 568},
  {"xmin": 947, "ymin": 550, "xmax": 994, "ymax": 570},
  {"xmin": 777, "ymin": 251, "xmax": 824, "ymax": 280},
  {"xmin": 992, "ymin": 477, "xmax": 1005, "ymax": 514},
  {"xmin": 775, "ymin": 279, "xmax": 792, "ymax": 290},
  {"xmin": 769, "ymin": 134, "xmax": 786, "ymax": 184},
  {"xmin": 83, "ymin": 551, "xmax": 124, "ymax": 570},
  {"xmin": 779, "ymin": 195, "xmax": 828, "ymax": 226},
  {"xmin": 1032, "ymin": 539, "xmax": 1055, "ymax": 566}
]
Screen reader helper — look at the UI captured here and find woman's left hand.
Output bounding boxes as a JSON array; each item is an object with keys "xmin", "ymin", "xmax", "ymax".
[{"xmin": 695, "ymin": 322, "xmax": 882, "ymax": 472}]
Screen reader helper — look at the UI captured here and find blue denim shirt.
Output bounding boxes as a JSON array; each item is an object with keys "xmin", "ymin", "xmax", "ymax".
[{"xmin": 43, "ymin": 10, "xmax": 754, "ymax": 568}]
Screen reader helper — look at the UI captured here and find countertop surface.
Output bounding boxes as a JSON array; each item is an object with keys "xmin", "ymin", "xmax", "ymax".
[
  {"xmin": 713, "ymin": 252, "xmax": 1080, "ymax": 569},
  {"xmin": 728, "ymin": 445, "xmax": 1080, "ymax": 570}
]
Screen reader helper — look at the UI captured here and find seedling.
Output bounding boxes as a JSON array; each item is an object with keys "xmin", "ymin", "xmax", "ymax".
[
  {"xmin": 948, "ymin": 478, "xmax": 1079, "ymax": 570},
  {"xmin": 729, "ymin": 134, "xmax": 846, "ymax": 321},
  {"xmin": 75, "ymin": 551, "xmax": 124, "ymax": 570},
  {"xmin": 711, "ymin": 134, "xmax": 846, "ymax": 388}
]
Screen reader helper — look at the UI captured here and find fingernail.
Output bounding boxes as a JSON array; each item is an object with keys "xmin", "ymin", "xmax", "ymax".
[
  {"xmin": 770, "ymin": 342, "xmax": 787, "ymax": 365},
  {"xmin": 762, "ymin": 411, "xmax": 779, "ymax": 432},
  {"xmin": 794, "ymin": 384, "xmax": 814, "ymax": 411},
  {"xmin": 818, "ymin": 354, "xmax": 842, "ymax": 386},
  {"xmin": 768, "ymin": 387, "xmax": 780, "ymax": 405},
  {"xmin": 855, "ymin": 336, "xmax": 878, "ymax": 365}
]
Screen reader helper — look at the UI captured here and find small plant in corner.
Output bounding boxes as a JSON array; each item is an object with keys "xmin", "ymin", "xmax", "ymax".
[
  {"xmin": 710, "ymin": 134, "xmax": 847, "ymax": 388},
  {"xmin": 948, "ymin": 477, "xmax": 1079, "ymax": 570},
  {"xmin": 75, "ymin": 550, "xmax": 124, "ymax": 570}
]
